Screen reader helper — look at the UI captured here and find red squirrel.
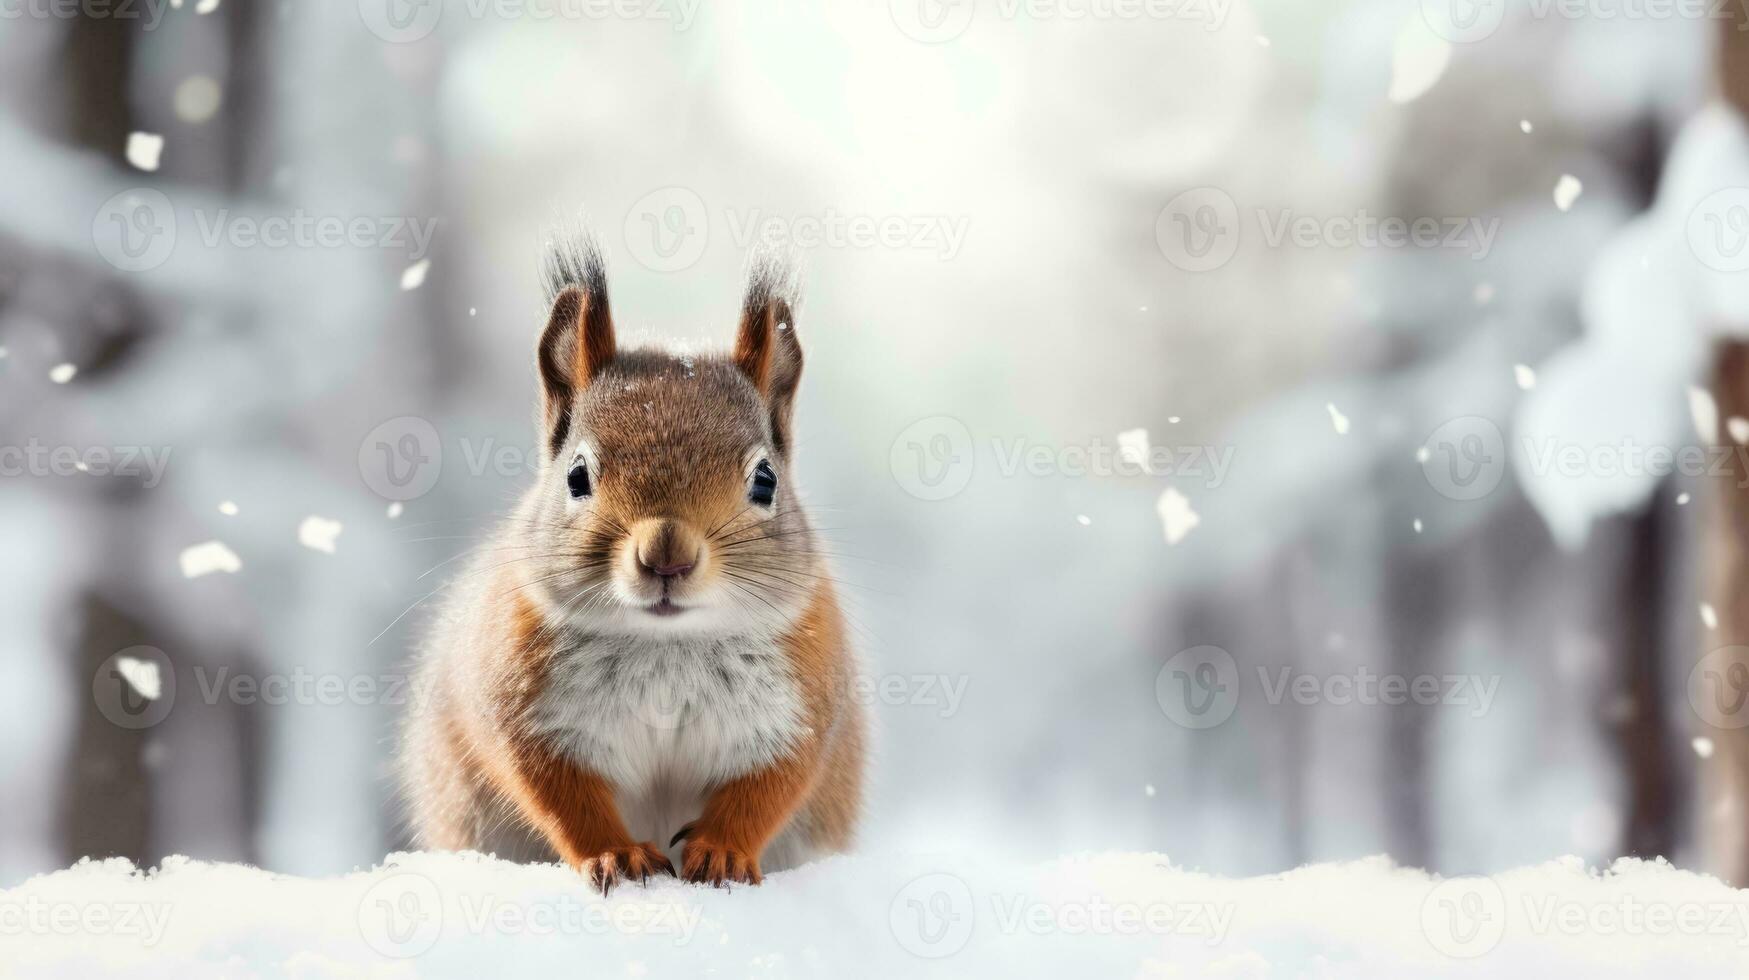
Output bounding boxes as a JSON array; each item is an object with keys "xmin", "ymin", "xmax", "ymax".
[{"xmin": 401, "ymin": 235, "xmax": 865, "ymax": 892}]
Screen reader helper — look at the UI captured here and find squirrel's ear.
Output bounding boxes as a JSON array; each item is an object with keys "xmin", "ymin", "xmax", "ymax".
[
  {"xmin": 733, "ymin": 260, "xmax": 802, "ymax": 454},
  {"xmin": 537, "ymin": 244, "xmax": 616, "ymax": 459}
]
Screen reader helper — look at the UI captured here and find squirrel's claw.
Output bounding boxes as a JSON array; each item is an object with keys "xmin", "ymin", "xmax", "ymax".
[
  {"xmin": 581, "ymin": 842, "xmax": 676, "ymax": 895},
  {"xmin": 680, "ymin": 837, "xmax": 763, "ymax": 888},
  {"xmin": 670, "ymin": 822, "xmax": 695, "ymax": 848}
]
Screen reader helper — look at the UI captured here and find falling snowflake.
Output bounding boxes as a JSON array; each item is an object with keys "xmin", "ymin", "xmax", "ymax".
[
  {"xmin": 298, "ymin": 516, "xmax": 343, "ymax": 554},
  {"xmin": 1554, "ymin": 174, "xmax": 1583, "ymax": 212},
  {"xmin": 1326, "ymin": 403, "xmax": 1350, "ymax": 435},
  {"xmin": 1156, "ymin": 488, "xmax": 1200, "ymax": 545},
  {"xmin": 180, "ymin": 541, "xmax": 242, "ymax": 578},
  {"xmin": 113, "ymin": 656, "xmax": 162, "ymax": 702},
  {"xmin": 1117, "ymin": 428, "xmax": 1152, "ymax": 473},
  {"xmin": 126, "ymin": 131, "xmax": 164, "ymax": 172},
  {"xmin": 400, "ymin": 258, "xmax": 431, "ymax": 291},
  {"xmin": 1689, "ymin": 386, "xmax": 1720, "ymax": 444},
  {"xmin": 1387, "ymin": 18, "xmax": 1450, "ymax": 105}
]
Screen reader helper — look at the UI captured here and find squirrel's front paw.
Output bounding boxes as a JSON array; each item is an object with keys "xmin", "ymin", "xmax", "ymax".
[
  {"xmin": 580, "ymin": 842, "xmax": 675, "ymax": 895},
  {"xmin": 679, "ymin": 836, "xmax": 763, "ymax": 887}
]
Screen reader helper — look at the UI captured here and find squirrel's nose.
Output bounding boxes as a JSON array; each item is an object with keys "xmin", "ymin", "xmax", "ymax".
[
  {"xmin": 633, "ymin": 519, "xmax": 702, "ymax": 581},
  {"xmin": 644, "ymin": 558, "xmax": 695, "ymax": 579}
]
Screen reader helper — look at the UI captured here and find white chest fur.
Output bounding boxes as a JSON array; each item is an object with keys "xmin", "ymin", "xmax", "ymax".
[{"xmin": 526, "ymin": 632, "xmax": 808, "ymax": 844}]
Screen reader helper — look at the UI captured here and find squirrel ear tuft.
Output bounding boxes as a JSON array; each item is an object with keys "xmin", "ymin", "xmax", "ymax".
[
  {"xmin": 537, "ymin": 235, "xmax": 615, "ymax": 458},
  {"xmin": 733, "ymin": 254, "xmax": 803, "ymax": 454}
]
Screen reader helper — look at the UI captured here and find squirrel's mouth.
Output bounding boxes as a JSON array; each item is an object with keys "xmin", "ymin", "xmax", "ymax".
[{"xmin": 644, "ymin": 598, "xmax": 687, "ymax": 618}]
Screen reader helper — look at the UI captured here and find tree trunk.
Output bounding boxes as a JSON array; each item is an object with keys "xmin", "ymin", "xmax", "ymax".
[{"xmin": 1702, "ymin": 13, "xmax": 1749, "ymax": 887}]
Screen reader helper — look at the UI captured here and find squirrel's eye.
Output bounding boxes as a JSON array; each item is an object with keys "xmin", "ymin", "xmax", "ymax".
[
  {"xmin": 749, "ymin": 459, "xmax": 777, "ymax": 507},
  {"xmin": 567, "ymin": 462, "xmax": 592, "ymax": 499}
]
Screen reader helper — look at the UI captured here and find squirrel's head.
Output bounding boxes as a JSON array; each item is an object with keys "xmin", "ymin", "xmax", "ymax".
[{"xmin": 519, "ymin": 239, "xmax": 817, "ymax": 635}]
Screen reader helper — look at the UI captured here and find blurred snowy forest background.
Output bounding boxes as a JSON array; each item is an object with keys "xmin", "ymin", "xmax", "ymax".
[{"xmin": 5, "ymin": 0, "xmax": 1749, "ymax": 888}]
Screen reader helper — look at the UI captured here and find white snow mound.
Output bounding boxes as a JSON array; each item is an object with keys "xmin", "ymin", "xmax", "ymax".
[{"xmin": 3, "ymin": 851, "xmax": 1747, "ymax": 978}]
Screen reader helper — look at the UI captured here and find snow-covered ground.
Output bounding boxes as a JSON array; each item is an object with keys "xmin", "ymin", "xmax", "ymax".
[{"xmin": 2, "ymin": 851, "xmax": 1744, "ymax": 978}]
